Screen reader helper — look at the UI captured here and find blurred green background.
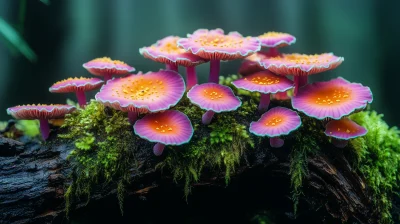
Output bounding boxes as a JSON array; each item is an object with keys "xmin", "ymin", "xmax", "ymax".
[{"xmin": 0, "ymin": 0, "xmax": 399, "ymax": 126}]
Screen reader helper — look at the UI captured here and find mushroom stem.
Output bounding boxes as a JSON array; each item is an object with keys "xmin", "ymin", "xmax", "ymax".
[
  {"xmin": 267, "ymin": 47, "xmax": 280, "ymax": 57},
  {"xmin": 209, "ymin": 59, "xmax": 220, "ymax": 83},
  {"xmin": 331, "ymin": 138, "xmax": 348, "ymax": 148},
  {"xmin": 258, "ymin": 93, "xmax": 271, "ymax": 112},
  {"xmin": 39, "ymin": 119, "xmax": 50, "ymax": 141},
  {"xmin": 202, "ymin": 110, "xmax": 215, "ymax": 125},
  {"xmin": 128, "ymin": 112, "xmax": 138, "ymax": 124},
  {"xmin": 270, "ymin": 137, "xmax": 284, "ymax": 148},
  {"xmin": 166, "ymin": 64, "xmax": 178, "ymax": 72},
  {"xmin": 293, "ymin": 76, "xmax": 308, "ymax": 96},
  {"xmin": 153, "ymin": 143, "xmax": 165, "ymax": 156},
  {"xmin": 75, "ymin": 90, "xmax": 87, "ymax": 107},
  {"xmin": 104, "ymin": 73, "xmax": 113, "ymax": 82},
  {"xmin": 185, "ymin": 66, "xmax": 197, "ymax": 90}
]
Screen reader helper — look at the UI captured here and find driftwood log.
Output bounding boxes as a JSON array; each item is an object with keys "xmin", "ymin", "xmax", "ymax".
[{"xmin": 0, "ymin": 127, "xmax": 378, "ymax": 224}]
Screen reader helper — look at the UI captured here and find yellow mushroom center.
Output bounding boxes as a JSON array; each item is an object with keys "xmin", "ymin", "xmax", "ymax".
[
  {"xmin": 150, "ymin": 118, "xmax": 178, "ymax": 134},
  {"xmin": 311, "ymin": 87, "xmax": 352, "ymax": 106},
  {"xmin": 194, "ymin": 34, "xmax": 244, "ymax": 48},
  {"xmin": 203, "ymin": 88, "xmax": 224, "ymax": 100},
  {"xmin": 244, "ymin": 75, "xmax": 280, "ymax": 85},
  {"xmin": 112, "ymin": 77, "xmax": 165, "ymax": 101},
  {"xmin": 264, "ymin": 116, "xmax": 284, "ymax": 126},
  {"xmin": 93, "ymin": 57, "xmax": 128, "ymax": 65},
  {"xmin": 269, "ymin": 54, "xmax": 333, "ymax": 65},
  {"xmin": 259, "ymin": 32, "xmax": 287, "ymax": 38}
]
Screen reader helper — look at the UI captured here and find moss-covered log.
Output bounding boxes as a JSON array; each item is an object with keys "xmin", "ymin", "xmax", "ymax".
[{"xmin": 0, "ymin": 127, "xmax": 378, "ymax": 224}]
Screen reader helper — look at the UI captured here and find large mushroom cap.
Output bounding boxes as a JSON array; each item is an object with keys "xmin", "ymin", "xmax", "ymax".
[
  {"xmin": 232, "ymin": 70, "xmax": 294, "ymax": 94},
  {"xmin": 249, "ymin": 107, "xmax": 301, "ymax": 137},
  {"xmin": 95, "ymin": 70, "xmax": 185, "ymax": 113},
  {"xmin": 7, "ymin": 104, "xmax": 76, "ymax": 120},
  {"xmin": 83, "ymin": 57, "xmax": 135, "ymax": 77},
  {"xmin": 187, "ymin": 83, "xmax": 241, "ymax": 112},
  {"xmin": 238, "ymin": 52, "xmax": 267, "ymax": 76},
  {"xmin": 292, "ymin": 77, "xmax": 373, "ymax": 120},
  {"xmin": 258, "ymin": 32, "xmax": 296, "ymax": 48},
  {"xmin": 324, "ymin": 118, "xmax": 367, "ymax": 140},
  {"xmin": 177, "ymin": 28, "xmax": 261, "ymax": 61},
  {"xmin": 259, "ymin": 53, "xmax": 344, "ymax": 76},
  {"xmin": 49, "ymin": 77, "xmax": 104, "ymax": 93},
  {"xmin": 139, "ymin": 36, "xmax": 207, "ymax": 67},
  {"xmin": 134, "ymin": 110, "xmax": 193, "ymax": 145}
]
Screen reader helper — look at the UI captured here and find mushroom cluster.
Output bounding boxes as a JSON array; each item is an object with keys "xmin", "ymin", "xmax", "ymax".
[{"xmin": 5, "ymin": 27, "xmax": 373, "ymax": 154}]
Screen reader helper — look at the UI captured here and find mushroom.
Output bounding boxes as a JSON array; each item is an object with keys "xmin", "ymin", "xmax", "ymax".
[
  {"xmin": 178, "ymin": 28, "xmax": 261, "ymax": 83},
  {"xmin": 231, "ymin": 71, "xmax": 294, "ymax": 111},
  {"xmin": 238, "ymin": 52, "xmax": 267, "ymax": 76},
  {"xmin": 134, "ymin": 110, "xmax": 193, "ymax": 156},
  {"xmin": 49, "ymin": 77, "xmax": 104, "ymax": 107},
  {"xmin": 95, "ymin": 70, "xmax": 185, "ymax": 124},
  {"xmin": 259, "ymin": 53, "xmax": 344, "ymax": 95},
  {"xmin": 257, "ymin": 32, "xmax": 296, "ymax": 57},
  {"xmin": 324, "ymin": 117, "xmax": 367, "ymax": 148},
  {"xmin": 83, "ymin": 57, "xmax": 135, "ymax": 82},
  {"xmin": 6, "ymin": 104, "xmax": 76, "ymax": 140},
  {"xmin": 139, "ymin": 36, "xmax": 207, "ymax": 89},
  {"xmin": 292, "ymin": 77, "xmax": 373, "ymax": 120},
  {"xmin": 187, "ymin": 83, "xmax": 241, "ymax": 125},
  {"xmin": 249, "ymin": 107, "xmax": 301, "ymax": 148}
]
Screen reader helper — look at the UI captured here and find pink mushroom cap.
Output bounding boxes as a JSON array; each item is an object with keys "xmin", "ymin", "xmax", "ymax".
[
  {"xmin": 139, "ymin": 36, "xmax": 207, "ymax": 67},
  {"xmin": 49, "ymin": 77, "xmax": 104, "ymax": 93},
  {"xmin": 259, "ymin": 53, "xmax": 344, "ymax": 76},
  {"xmin": 177, "ymin": 28, "xmax": 261, "ymax": 61},
  {"xmin": 83, "ymin": 57, "xmax": 135, "ymax": 77},
  {"xmin": 134, "ymin": 110, "xmax": 193, "ymax": 145},
  {"xmin": 232, "ymin": 71, "xmax": 294, "ymax": 94},
  {"xmin": 187, "ymin": 83, "xmax": 241, "ymax": 112},
  {"xmin": 249, "ymin": 107, "xmax": 301, "ymax": 137},
  {"xmin": 258, "ymin": 32, "xmax": 296, "ymax": 48},
  {"xmin": 95, "ymin": 70, "xmax": 185, "ymax": 113},
  {"xmin": 6, "ymin": 104, "xmax": 76, "ymax": 120},
  {"xmin": 238, "ymin": 52, "xmax": 268, "ymax": 76},
  {"xmin": 324, "ymin": 118, "xmax": 367, "ymax": 140},
  {"xmin": 292, "ymin": 77, "xmax": 373, "ymax": 120}
]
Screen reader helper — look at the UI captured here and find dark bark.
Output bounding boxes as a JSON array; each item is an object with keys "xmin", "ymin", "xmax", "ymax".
[{"xmin": 0, "ymin": 130, "xmax": 378, "ymax": 223}]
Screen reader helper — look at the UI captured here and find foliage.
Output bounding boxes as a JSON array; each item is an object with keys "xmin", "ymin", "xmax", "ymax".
[
  {"xmin": 60, "ymin": 100, "xmax": 136, "ymax": 216},
  {"xmin": 349, "ymin": 111, "xmax": 400, "ymax": 223},
  {"xmin": 15, "ymin": 120, "xmax": 40, "ymax": 137}
]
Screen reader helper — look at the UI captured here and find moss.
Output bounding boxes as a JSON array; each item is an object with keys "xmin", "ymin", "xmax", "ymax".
[
  {"xmin": 349, "ymin": 111, "xmax": 400, "ymax": 223},
  {"xmin": 60, "ymin": 100, "xmax": 137, "ymax": 216}
]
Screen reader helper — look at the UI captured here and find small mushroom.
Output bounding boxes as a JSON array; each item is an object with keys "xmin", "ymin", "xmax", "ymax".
[
  {"xmin": 259, "ymin": 53, "xmax": 344, "ymax": 95},
  {"xmin": 139, "ymin": 36, "xmax": 207, "ymax": 89},
  {"xmin": 6, "ymin": 104, "xmax": 76, "ymax": 140},
  {"xmin": 95, "ymin": 70, "xmax": 185, "ymax": 124},
  {"xmin": 187, "ymin": 83, "xmax": 241, "ymax": 125},
  {"xmin": 134, "ymin": 110, "xmax": 193, "ymax": 156},
  {"xmin": 324, "ymin": 117, "xmax": 367, "ymax": 148},
  {"xmin": 257, "ymin": 32, "xmax": 296, "ymax": 57},
  {"xmin": 249, "ymin": 107, "xmax": 301, "ymax": 148},
  {"xmin": 83, "ymin": 57, "xmax": 135, "ymax": 82},
  {"xmin": 232, "ymin": 71, "xmax": 294, "ymax": 112},
  {"xmin": 49, "ymin": 77, "xmax": 104, "ymax": 107},
  {"xmin": 292, "ymin": 77, "xmax": 373, "ymax": 120},
  {"xmin": 178, "ymin": 28, "xmax": 261, "ymax": 83}
]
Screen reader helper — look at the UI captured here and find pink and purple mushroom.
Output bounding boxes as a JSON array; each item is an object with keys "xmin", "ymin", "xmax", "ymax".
[
  {"xmin": 187, "ymin": 83, "xmax": 241, "ymax": 125},
  {"xmin": 231, "ymin": 71, "xmax": 294, "ymax": 111},
  {"xmin": 6, "ymin": 104, "xmax": 76, "ymax": 141},
  {"xmin": 292, "ymin": 77, "xmax": 373, "ymax": 120},
  {"xmin": 258, "ymin": 32, "xmax": 296, "ymax": 57},
  {"xmin": 178, "ymin": 28, "xmax": 261, "ymax": 83},
  {"xmin": 324, "ymin": 118, "xmax": 367, "ymax": 148},
  {"xmin": 95, "ymin": 70, "xmax": 185, "ymax": 124},
  {"xmin": 249, "ymin": 107, "xmax": 301, "ymax": 148},
  {"xmin": 238, "ymin": 52, "xmax": 267, "ymax": 76},
  {"xmin": 134, "ymin": 110, "xmax": 193, "ymax": 156},
  {"xmin": 49, "ymin": 77, "xmax": 104, "ymax": 107},
  {"xmin": 259, "ymin": 53, "xmax": 344, "ymax": 95},
  {"xmin": 83, "ymin": 57, "xmax": 135, "ymax": 82},
  {"xmin": 139, "ymin": 36, "xmax": 207, "ymax": 90}
]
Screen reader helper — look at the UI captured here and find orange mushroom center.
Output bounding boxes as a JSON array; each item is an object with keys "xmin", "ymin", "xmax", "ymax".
[
  {"xmin": 264, "ymin": 115, "xmax": 285, "ymax": 127},
  {"xmin": 112, "ymin": 77, "xmax": 165, "ymax": 101},
  {"xmin": 327, "ymin": 119, "xmax": 360, "ymax": 135},
  {"xmin": 154, "ymin": 38, "xmax": 186, "ymax": 54},
  {"xmin": 93, "ymin": 57, "xmax": 128, "ymax": 66},
  {"xmin": 149, "ymin": 118, "xmax": 177, "ymax": 134},
  {"xmin": 194, "ymin": 34, "xmax": 244, "ymax": 48},
  {"xmin": 269, "ymin": 54, "xmax": 333, "ymax": 65},
  {"xmin": 244, "ymin": 75, "xmax": 280, "ymax": 85},
  {"xmin": 308, "ymin": 86, "xmax": 352, "ymax": 106},
  {"xmin": 259, "ymin": 32, "xmax": 287, "ymax": 38},
  {"xmin": 202, "ymin": 87, "xmax": 225, "ymax": 100}
]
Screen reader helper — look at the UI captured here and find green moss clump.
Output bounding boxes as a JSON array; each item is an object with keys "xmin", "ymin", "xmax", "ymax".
[
  {"xmin": 60, "ymin": 100, "xmax": 137, "ymax": 216},
  {"xmin": 349, "ymin": 111, "xmax": 400, "ymax": 223}
]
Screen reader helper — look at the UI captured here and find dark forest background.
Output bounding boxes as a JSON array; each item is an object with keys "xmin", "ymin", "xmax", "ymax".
[{"xmin": 0, "ymin": 0, "xmax": 399, "ymax": 126}]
